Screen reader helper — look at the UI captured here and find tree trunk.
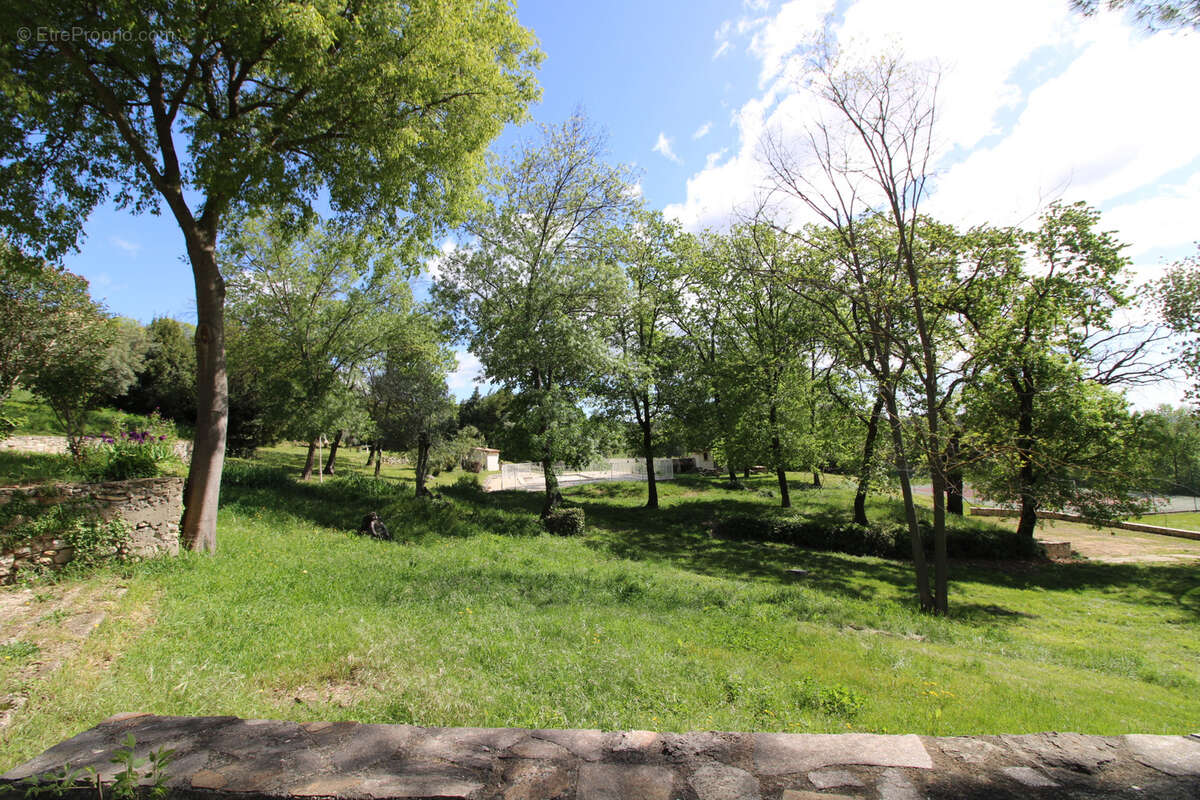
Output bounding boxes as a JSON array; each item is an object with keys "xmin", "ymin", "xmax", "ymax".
[
  {"xmin": 415, "ymin": 431, "xmax": 432, "ymax": 497},
  {"xmin": 945, "ymin": 433, "xmax": 964, "ymax": 516},
  {"xmin": 322, "ymin": 429, "xmax": 343, "ymax": 474},
  {"xmin": 541, "ymin": 451, "xmax": 563, "ymax": 517},
  {"xmin": 1015, "ymin": 368, "xmax": 1038, "ymax": 540},
  {"xmin": 854, "ymin": 396, "xmax": 885, "ymax": 527},
  {"xmin": 884, "ymin": 388, "xmax": 933, "ymax": 612},
  {"xmin": 743, "ymin": 467, "xmax": 750, "ymax": 480},
  {"xmin": 179, "ymin": 239, "xmax": 226, "ymax": 553},
  {"xmin": 641, "ymin": 418, "xmax": 658, "ymax": 510},
  {"xmin": 373, "ymin": 446, "xmax": 382, "ymax": 477},
  {"xmin": 727, "ymin": 462, "xmax": 739, "ymax": 487},
  {"xmin": 770, "ymin": 403, "xmax": 790, "ymax": 508},
  {"xmin": 365, "ymin": 444, "xmax": 376, "ymax": 467},
  {"xmin": 301, "ymin": 438, "xmax": 318, "ymax": 481},
  {"xmin": 812, "ymin": 471, "xmax": 821, "ymax": 488}
]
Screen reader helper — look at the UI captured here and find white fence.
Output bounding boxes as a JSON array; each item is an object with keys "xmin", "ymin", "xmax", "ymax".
[{"xmin": 499, "ymin": 457, "xmax": 674, "ymax": 491}]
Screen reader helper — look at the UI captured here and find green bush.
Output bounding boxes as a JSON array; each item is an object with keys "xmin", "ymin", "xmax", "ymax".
[
  {"xmin": 713, "ymin": 513, "xmax": 1037, "ymax": 561},
  {"xmin": 220, "ymin": 461, "xmax": 294, "ymax": 489},
  {"xmin": 542, "ymin": 507, "xmax": 585, "ymax": 536},
  {"xmin": 77, "ymin": 411, "xmax": 177, "ymax": 482}
]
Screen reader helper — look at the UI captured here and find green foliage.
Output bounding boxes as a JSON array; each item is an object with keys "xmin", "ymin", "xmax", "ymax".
[
  {"xmin": 115, "ymin": 317, "xmax": 197, "ymax": 426},
  {"xmin": 224, "ymin": 215, "xmax": 419, "ymax": 449},
  {"xmin": 0, "ymin": 640, "xmax": 39, "ymax": 663},
  {"xmin": 541, "ymin": 507, "xmax": 586, "ymax": 536},
  {"xmin": 436, "ymin": 113, "xmax": 634, "ymax": 510},
  {"xmin": 76, "ymin": 412, "xmax": 178, "ymax": 483},
  {"xmin": 1155, "ymin": 247, "xmax": 1200, "ymax": 402},
  {"xmin": 0, "ymin": 492, "xmax": 131, "ymax": 575},
  {"xmin": 713, "ymin": 512, "xmax": 1037, "ymax": 561}
]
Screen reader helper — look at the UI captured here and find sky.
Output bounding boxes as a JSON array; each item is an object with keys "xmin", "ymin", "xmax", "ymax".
[{"xmin": 59, "ymin": 0, "xmax": 1199, "ymax": 407}]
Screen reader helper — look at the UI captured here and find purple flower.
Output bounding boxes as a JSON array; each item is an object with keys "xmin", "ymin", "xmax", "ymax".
[{"xmin": 159, "ymin": 435, "xmax": 167, "ymax": 441}]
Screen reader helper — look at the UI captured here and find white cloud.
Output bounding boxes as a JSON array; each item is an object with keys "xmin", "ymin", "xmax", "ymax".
[
  {"xmin": 1102, "ymin": 173, "xmax": 1200, "ymax": 259},
  {"xmin": 704, "ymin": 149, "xmax": 727, "ymax": 169},
  {"xmin": 109, "ymin": 236, "xmax": 141, "ymax": 256},
  {"xmin": 713, "ymin": 40, "xmax": 732, "ymax": 59},
  {"xmin": 666, "ymin": 0, "xmax": 1200, "ymax": 261},
  {"xmin": 423, "ymin": 239, "xmax": 457, "ymax": 282},
  {"xmin": 446, "ymin": 349, "xmax": 491, "ymax": 400},
  {"xmin": 652, "ymin": 132, "xmax": 681, "ymax": 164},
  {"xmin": 693, "ymin": 121, "xmax": 713, "ymax": 139}
]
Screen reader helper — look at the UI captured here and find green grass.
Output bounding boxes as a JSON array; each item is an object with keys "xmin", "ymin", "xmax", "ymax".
[
  {"xmin": 1130, "ymin": 511, "xmax": 1200, "ymax": 531},
  {"xmin": 2, "ymin": 389, "xmax": 192, "ymax": 439},
  {"xmin": 1, "ymin": 463, "xmax": 1198, "ymax": 771},
  {"xmin": 0, "ymin": 451, "xmax": 78, "ymax": 487}
]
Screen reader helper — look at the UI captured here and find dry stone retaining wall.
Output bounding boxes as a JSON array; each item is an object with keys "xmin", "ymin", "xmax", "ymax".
[{"xmin": 0, "ymin": 477, "xmax": 182, "ymax": 584}]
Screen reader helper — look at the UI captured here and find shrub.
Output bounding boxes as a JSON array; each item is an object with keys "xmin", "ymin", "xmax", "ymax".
[
  {"xmin": 713, "ymin": 512, "xmax": 1036, "ymax": 561},
  {"xmin": 77, "ymin": 411, "xmax": 177, "ymax": 482},
  {"xmin": 463, "ymin": 459, "xmax": 484, "ymax": 473},
  {"xmin": 220, "ymin": 461, "xmax": 293, "ymax": 489},
  {"xmin": 542, "ymin": 507, "xmax": 585, "ymax": 536}
]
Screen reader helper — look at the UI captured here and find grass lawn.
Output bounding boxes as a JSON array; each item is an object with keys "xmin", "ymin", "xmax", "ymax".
[
  {"xmin": 1130, "ymin": 511, "xmax": 1200, "ymax": 531},
  {"xmin": 2, "ymin": 461, "xmax": 1198, "ymax": 771}
]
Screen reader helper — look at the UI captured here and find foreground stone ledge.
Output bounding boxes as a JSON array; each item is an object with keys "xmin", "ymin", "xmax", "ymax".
[{"xmin": 2, "ymin": 714, "xmax": 1198, "ymax": 799}]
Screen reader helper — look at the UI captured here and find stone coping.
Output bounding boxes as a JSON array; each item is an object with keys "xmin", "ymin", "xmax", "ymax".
[
  {"xmin": 970, "ymin": 506, "xmax": 1200, "ymax": 541},
  {"xmin": 3, "ymin": 715, "xmax": 1199, "ymax": 799}
]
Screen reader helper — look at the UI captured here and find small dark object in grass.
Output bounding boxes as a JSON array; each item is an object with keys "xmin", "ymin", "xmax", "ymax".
[
  {"xmin": 786, "ymin": 568, "xmax": 810, "ymax": 579},
  {"xmin": 358, "ymin": 511, "xmax": 391, "ymax": 540},
  {"xmin": 542, "ymin": 507, "xmax": 585, "ymax": 536}
]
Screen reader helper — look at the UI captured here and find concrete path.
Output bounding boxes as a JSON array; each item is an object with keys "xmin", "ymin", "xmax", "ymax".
[{"xmin": 3, "ymin": 715, "xmax": 1199, "ymax": 799}]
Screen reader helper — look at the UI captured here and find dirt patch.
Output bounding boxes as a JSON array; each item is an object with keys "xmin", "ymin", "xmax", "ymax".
[
  {"xmin": 0, "ymin": 582, "xmax": 128, "ymax": 729},
  {"xmin": 992, "ymin": 518, "xmax": 1200, "ymax": 564}
]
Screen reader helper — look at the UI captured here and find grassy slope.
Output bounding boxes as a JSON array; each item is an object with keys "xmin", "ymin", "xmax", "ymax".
[
  {"xmin": 2, "ymin": 464, "xmax": 1198, "ymax": 770},
  {"xmin": 1130, "ymin": 511, "xmax": 1200, "ymax": 531}
]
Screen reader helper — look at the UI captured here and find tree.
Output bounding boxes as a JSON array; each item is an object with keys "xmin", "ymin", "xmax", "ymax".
[
  {"xmin": 602, "ymin": 208, "xmax": 688, "ymax": 509},
  {"xmin": 436, "ymin": 114, "xmax": 633, "ymax": 516},
  {"xmin": 1135, "ymin": 405, "xmax": 1200, "ymax": 495},
  {"xmin": 0, "ymin": 247, "xmax": 97, "ymax": 406},
  {"xmin": 223, "ymin": 215, "xmax": 413, "ymax": 480},
  {"xmin": 368, "ymin": 322, "xmax": 456, "ymax": 497},
  {"xmin": 1071, "ymin": 0, "xmax": 1200, "ymax": 30},
  {"xmin": 30, "ymin": 304, "xmax": 122, "ymax": 455},
  {"xmin": 116, "ymin": 317, "xmax": 198, "ymax": 425},
  {"xmin": 961, "ymin": 203, "xmax": 1153, "ymax": 537},
  {"xmin": 0, "ymin": 0, "xmax": 541, "ymax": 551},
  {"xmin": 1156, "ymin": 247, "xmax": 1200, "ymax": 402}
]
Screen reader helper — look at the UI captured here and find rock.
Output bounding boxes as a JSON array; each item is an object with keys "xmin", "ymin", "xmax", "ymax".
[
  {"xmin": 876, "ymin": 767, "xmax": 921, "ymax": 800},
  {"xmin": 576, "ymin": 763, "xmax": 676, "ymax": 800},
  {"xmin": 1000, "ymin": 732, "xmax": 1119, "ymax": 774},
  {"xmin": 688, "ymin": 763, "xmax": 761, "ymax": 800},
  {"xmin": 1123, "ymin": 734, "xmax": 1200, "ymax": 776},
  {"xmin": 1001, "ymin": 766, "xmax": 1059, "ymax": 787},
  {"xmin": 502, "ymin": 760, "xmax": 571, "ymax": 800},
  {"xmin": 607, "ymin": 729, "xmax": 659, "ymax": 758},
  {"xmin": 939, "ymin": 737, "xmax": 1004, "ymax": 764},
  {"xmin": 807, "ymin": 768, "xmax": 864, "ymax": 789},
  {"xmin": 754, "ymin": 733, "xmax": 933, "ymax": 775}
]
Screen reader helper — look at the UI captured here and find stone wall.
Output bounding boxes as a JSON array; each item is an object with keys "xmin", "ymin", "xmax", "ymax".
[
  {"xmin": 0, "ymin": 477, "xmax": 182, "ymax": 584},
  {"xmin": 0, "ymin": 434, "xmax": 193, "ymax": 462},
  {"xmin": 970, "ymin": 506, "xmax": 1200, "ymax": 541}
]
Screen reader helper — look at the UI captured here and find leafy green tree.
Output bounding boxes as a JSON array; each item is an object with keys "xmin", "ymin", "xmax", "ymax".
[
  {"xmin": 1155, "ymin": 247, "xmax": 1200, "ymax": 402},
  {"xmin": 0, "ymin": 247, "xmax": 96, "ymax": 407},
  {"xmin": 116, "ymin": 317, "xmax": 198, "ymax": 425},
  {"xmin": 368, "ymin": 323, "xmax": 456, "ymax": 496},
  {"xmin": 962, "ymin": 203, "xmax": 1151, "ymax": 536},
  {"xmin": 436, "ymin": 114, "xmax": 633, "ymax": 516},
  {"xmin": 602, "ymin": 208, "xmax": 689, "ymax": 508},
  {"xmin": 30, "ymin": 305, "xmax": 119, "ymax": 455},
  {"xmin": 0, "ymin": 0, "xmax": 541, "ymax": 550},
  {"xmin": 1135, "ymin": 405, "xmax": 1200, "ymax": 495},
  {"xmin": 223, "ymin": 215, "xmax": 413, "ymax": 480}
]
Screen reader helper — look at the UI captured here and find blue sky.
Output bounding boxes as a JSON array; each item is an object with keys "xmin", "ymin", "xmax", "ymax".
[{"xmin": 58, "ymin": 0, "xmax": 1199, "ymax": 406}]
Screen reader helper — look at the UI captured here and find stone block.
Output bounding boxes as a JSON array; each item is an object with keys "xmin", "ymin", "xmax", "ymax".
[
  {"xmin": 576, "ymin": 763, "xmax": 676, "ymax": 800},
  {"xmin": 688, "ymin": 763, "xmax": 761, "ymax": 800},
  {"xmin": 1123, "ymin": 734, "xmax": 1200, "ymax": 776},
  {"xmin": 754, "ymin": 733, "xmax": 933, "ymax": 775}
]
